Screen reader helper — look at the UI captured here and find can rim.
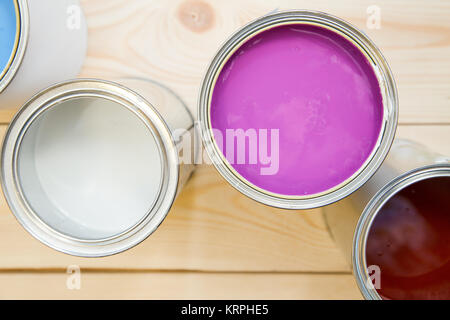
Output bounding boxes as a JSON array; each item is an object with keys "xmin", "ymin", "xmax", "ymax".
[
  {"xmin": 0, "ymin": 79, "xmax": 180, "ymax": 257},
  {"xmin": 352, "ymin": 163, "xmax": 450, "ymax": 299},
  {"xmin": 198, "ymin": 10, "xmax": 398, "ymax": 209},
  {"xmin": 0, "ymin": 0, "xmax": 29, "ymax": 93}
]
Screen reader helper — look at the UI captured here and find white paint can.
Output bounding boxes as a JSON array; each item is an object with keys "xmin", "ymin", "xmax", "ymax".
[
  {"xmin": 1, "ymin": 78, "xmax": 196, "ymax": 256},
  {"xmin": 0, "ymin": 0, "xmax": 87, "ymax": 109}
]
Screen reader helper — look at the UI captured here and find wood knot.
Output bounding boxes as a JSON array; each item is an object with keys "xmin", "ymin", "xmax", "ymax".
[{"xmin": 177, "ymin": 0, "xmax": 215, "ymax": 33}]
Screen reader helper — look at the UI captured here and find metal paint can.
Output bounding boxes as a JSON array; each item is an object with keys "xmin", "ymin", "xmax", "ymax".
[
  {"xmin": 198, "ymin": 11, "xmax": 398, "ymax": 209},
  {"xmin": 0, "ymin": 0, "xmax": 87, "ymax": 109},
  {"xmin": 323, "ymin": 139, "xmax": 450, "ymax": 299},
  {"xmin": 1, "ymin": 78, "xmax": 196, "ymax": 257}
]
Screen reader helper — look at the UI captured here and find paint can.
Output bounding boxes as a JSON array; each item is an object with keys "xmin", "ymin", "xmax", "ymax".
[
  {"xmin": 1, "ymin": 78, "xmax": 196, "ymax": 257},
  {"xmin": 0, "ymin": 0, "xmax": 87, "ymax": 109},
  {"xmin": 198, "ymin": 11, "xmax": 398, "ymax": 209},
  {"xmin": 324, "ymin": 139, "xmax": 450, "ymax": 299}
]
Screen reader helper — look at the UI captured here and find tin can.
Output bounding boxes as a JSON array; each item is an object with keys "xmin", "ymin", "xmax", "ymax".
[
  {"xmin": 0, "ymin": 0, "xmax": 87, "ymax": 109},
  {"xmin": 1, "ymin": 78, "xmax": 196, "ymax": 257},
  {"xmin": 198, "ymin": 11, "xmax": 398, "ymax": 209},
  {"xmin": 323, "ymin": 139, "xmax": 450, "ymax": 299}
]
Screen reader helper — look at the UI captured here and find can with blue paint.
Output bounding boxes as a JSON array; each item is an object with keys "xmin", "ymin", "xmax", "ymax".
[{"xmin": 0, "ymin": 0, "xmax": 87, "ymax": 110}]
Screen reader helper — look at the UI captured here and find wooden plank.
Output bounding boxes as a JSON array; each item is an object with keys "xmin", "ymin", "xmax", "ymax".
[
  {"xmin": 0, "ymin": 124, "xmax": 447, "ymax": 272},
  {"xmin": 0, "ymin": 121, "xmax": 348, "ymax": 272},
  {"xmin": 0, "ymin": 168, "xmax": 348, "ymax": 272},
  {"xmin": 396, "ymin": 125, "xmax": 450, "ymax": 156},
  {"xmin": 0, "ymin": 0, "xmax": 448, "ymax": 124},
  {"xmin": 0, "ymin": 272, "xmax": 361, "ymax": 300},
  {"xmin": 0, "ymin": 0, "xmax": 446, "ymax": 301},
  {"xmin": 0, "ymin": 122, "xmax": 344, "ymax": 272}
]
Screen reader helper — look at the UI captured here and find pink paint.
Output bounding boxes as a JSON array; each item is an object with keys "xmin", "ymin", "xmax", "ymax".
[{"xmin": 210, "ymin": 24, "xmax": 384, "ymax": 196}]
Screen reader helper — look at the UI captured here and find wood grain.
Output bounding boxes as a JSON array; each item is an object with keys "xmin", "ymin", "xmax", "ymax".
[
  {"xmin": 0, "ymin": 0, "xmax": 448, "ymax": 124},
  {"xmin": 0, "ymin": 272, "xmax": 361, "ymax": 300},
  {"xmin": 0, "ymin": 124, "xmax": 447, "ymax": 273},
  {"xmin": 0, "ymin": 0, "xmax": 448, "ymax": 300},
  {"xmin": 396, "ymin": 125, "xmax": 450, "ymax": 156},
  {"xmin": 0, "ymin": 123, "xmax": 348, "ymax": 272}
]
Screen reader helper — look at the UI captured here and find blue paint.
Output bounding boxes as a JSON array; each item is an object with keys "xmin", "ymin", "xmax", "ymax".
[{"xmin": 0, "ymin": 0, "xmax": 18, "ymax": 77}]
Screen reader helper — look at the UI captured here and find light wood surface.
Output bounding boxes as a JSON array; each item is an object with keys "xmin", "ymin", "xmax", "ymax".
[
  {"xmin": 0, "ymin": 0, "xmax": 448, "ymax": 299},
  {"xmin": 0, "ymin": 272, "xmax": 361, "ymax": 300}
]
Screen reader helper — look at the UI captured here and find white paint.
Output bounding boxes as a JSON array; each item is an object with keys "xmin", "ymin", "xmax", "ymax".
[{"xmin": 17, "ymin": 97, "xmax": 163, "ymax": 240}]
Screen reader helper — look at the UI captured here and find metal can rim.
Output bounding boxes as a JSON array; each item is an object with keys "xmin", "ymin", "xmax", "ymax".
[
  {"xmin": 352, "ymin": 163, "xmax": 450, "ymax": 300},
  {"xmin": 0, "ymin": 0, "xmax": 29, "ymax": 93},
  {"xmin": 0, "ymin": 78, "xmax": 181, "ymax": 257},
  {"xmin": 198, "ymin": 10, "xmax": 398, "ymax": 209}
]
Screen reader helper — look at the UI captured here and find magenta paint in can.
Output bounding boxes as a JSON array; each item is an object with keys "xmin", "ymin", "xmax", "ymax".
[{"xmin": 198, "ymin": 11, "xmax": 398, "ymax": 209}]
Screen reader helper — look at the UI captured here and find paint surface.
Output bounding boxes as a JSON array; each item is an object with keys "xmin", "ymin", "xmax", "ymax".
[
  {"xmin": 210, "ymin": 24, "xmax": 383, "ymax": 196},
  {"xmin": 366, "ymin": 177, "xmax": 450, "ymax": 300},
  {"xmin": 17, "ymin": 97, "xmax": 163, "ymax": 240},
  {"xmin": 0, "ymin": 0, "xmax": 18, "ymax": 79}
]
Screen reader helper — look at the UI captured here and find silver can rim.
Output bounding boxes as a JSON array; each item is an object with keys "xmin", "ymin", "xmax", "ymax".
[
  {"xmin": 352, "ymin": 163, "xmax": 450, "ymax": 300},
  {"xmin": 0, "ymin": 0, "xmax": 29, "ymax": 93},
  {"xmin": 0, "ymin": 79, "xmax": 180, "ymax": 257},
  {"xmin": 198, "ymin": 10, "xmax": 398, "ymax": 209}
]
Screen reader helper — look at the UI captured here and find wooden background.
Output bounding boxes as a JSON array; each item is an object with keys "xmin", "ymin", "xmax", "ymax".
[{"xmin": 0, "ymin": 0, "xmax": 449, "ymax": 299}]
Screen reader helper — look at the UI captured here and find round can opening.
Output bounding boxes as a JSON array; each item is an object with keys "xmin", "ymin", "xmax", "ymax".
[
  {"xmin": 365, "ymin": 175, "xmax": 450, "ymax": 300},
  {"xmin": 16, "ymin": 96, "xmax": 164, "ymax": 240},
  {"xmin": 210, "ymin": 23, "xmax": 384, "ymax": 197}
]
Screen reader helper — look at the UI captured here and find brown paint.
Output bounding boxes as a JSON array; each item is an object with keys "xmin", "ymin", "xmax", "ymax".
[{"xmin": 366, "ymin": 177, "xmax": 450, "ymax": 300}]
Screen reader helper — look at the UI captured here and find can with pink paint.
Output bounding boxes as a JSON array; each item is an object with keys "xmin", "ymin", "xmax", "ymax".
[{"xmin": 199, "ymin": 11, "xmax": 398, "ymax": 209}]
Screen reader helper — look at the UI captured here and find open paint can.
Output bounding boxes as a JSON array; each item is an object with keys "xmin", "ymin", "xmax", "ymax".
[
  {"xmin": 1, "ymin": 78, "xmax": 196, "ymax": 257},
  {"xmin": 198, "ymin": 11, "xmax": 398, "ymax": 209},
  {"xmin": 0, "ymin": 0, "xmax": 87, "ymax": 109},
  {"xmin": 324, "ymin": 140, "xmax": 450, "ymax": 299}
]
